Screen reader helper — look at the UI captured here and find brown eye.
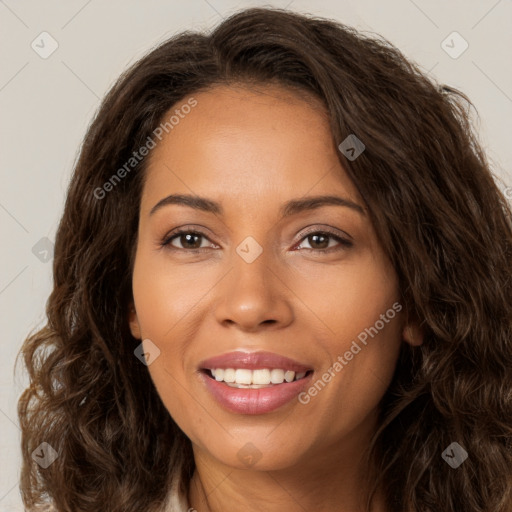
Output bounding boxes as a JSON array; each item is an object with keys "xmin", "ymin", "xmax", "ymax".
[
  {"xmin": 176, "ymin": 233, "xmax": 203, "ymax": 249},
  {"xmin": 296, "ymin": 231, "xmax": 353, "ymax": 252},
  {"xmin": 161, "ymin": 230, "xmax": 214, "ymax": 250},
  {"xmin": 307, "ymin": 233, "xmax": 330, "ymax": 249}
]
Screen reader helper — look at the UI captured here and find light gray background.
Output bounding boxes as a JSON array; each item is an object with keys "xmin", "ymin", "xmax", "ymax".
[{"xmin": 1, "ymin": 1, "xmax": 511, "ymax": 510}]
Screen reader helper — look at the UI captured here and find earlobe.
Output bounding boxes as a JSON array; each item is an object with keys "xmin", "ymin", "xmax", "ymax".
[
  {"xmin": 128, "ymin": 304, "xmax": 142, "ymax": 339},
  {"xmin": 402, "ymin": 323, "xmax": 423, "ymax": 347}
]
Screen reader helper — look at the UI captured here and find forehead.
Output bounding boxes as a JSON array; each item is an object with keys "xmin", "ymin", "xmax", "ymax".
[{"xmin": 141, "ymin": 84, "xmax": 361, "ymax": 213}]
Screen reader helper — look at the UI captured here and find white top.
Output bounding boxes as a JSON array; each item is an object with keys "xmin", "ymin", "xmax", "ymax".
[{"xmin": 162, "ymin": 467, "xmax": 192, "ymax": 512}]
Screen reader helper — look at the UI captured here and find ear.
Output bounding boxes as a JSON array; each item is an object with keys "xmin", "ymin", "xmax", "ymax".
[
  {"xmin": 128, "ymin": 302, "xmax": 142, "ymax": 339},
  {"xmin": 402, "ymin": 322, "xmax": 423, "ymax": 347}
]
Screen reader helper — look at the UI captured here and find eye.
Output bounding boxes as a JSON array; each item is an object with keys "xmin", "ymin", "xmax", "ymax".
[
  {"xmin": 160, "ymin": 228, "xmax": 353, "ymax": 253},
  {"xmin": 161, "ymin": 229, "xmax": 216, "ymax": 251},
  {"xmin": 295, "ymin": 230, "xmax": 353, "ymax": 252}
]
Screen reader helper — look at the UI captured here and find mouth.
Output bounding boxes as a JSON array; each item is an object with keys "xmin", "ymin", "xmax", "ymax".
[
  {"xmin": 200, "ymin": 367, "xmax": 314, "ymax": 388},
  {"xmin": 197, "ymin": 350, "xmax": 315, "ymax": 414}
]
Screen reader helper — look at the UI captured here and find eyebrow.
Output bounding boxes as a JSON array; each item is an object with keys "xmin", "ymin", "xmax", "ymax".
[{"xmin": 149, "ymin": 193, "xmax": 365, "ymax": 218}]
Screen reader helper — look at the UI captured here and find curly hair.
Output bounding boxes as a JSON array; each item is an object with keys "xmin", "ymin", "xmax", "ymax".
[{"xmin": 16, "ymin": 7, "xmax": 512, "ymax": 512}]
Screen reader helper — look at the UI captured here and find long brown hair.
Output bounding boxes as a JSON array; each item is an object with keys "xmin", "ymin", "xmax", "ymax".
[{"xmin": 16, "ymin": 7, "xmax": 512, "ymax": 511}]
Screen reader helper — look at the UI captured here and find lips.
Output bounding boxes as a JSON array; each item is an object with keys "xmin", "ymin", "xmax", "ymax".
[{"xmin": 198, "ymin": 350, "xmax": 314, "ymax": 415}]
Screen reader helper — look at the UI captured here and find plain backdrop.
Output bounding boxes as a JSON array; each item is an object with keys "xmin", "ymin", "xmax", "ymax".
[{"xmin": 1, "ymin": 1, "xmax": 511, "ymax": 510}]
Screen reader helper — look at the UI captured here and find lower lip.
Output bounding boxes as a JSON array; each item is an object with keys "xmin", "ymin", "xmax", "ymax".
[{"xmin": 200, "ymin": 371, "xmax": 313, "ymax": 415}]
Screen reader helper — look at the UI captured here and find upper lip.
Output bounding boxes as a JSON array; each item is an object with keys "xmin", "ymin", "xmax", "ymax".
[{"xmin": 198, "ymin": 351, "xmax": 313, "ymax": 372}]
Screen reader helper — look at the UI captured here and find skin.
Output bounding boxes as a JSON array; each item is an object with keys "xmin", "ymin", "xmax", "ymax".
[{"xmin": 129, "ymin": 84, "xmax": 423, "ymax": 512}]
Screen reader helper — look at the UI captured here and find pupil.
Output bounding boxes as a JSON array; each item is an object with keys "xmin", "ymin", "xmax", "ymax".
[
  {"xmin": 310, "ymin": 234, "xmax": 328, "ymax": 249},
  {"xmin": 183, "ymin": 233, "xmax": 200, "ymax": 248}
]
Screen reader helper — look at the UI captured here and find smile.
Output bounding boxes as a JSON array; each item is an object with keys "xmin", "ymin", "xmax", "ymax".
[
  {"xmin": 205, "ymin": 368, "xmax": 311, "ymax": 387},
  {"xmin": 198, "ymin": 351, "xmax": 314, "ymax": 414}
]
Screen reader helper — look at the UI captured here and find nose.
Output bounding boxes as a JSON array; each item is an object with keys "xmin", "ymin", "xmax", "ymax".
[{"xmin": 213, "ymin": 246, "xmax": 294, "ymax": 332}]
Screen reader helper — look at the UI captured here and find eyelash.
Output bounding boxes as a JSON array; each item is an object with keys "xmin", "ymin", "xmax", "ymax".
[{"xmin": 160, "ymin": 228, "xmax": 353, "ymax": 253}]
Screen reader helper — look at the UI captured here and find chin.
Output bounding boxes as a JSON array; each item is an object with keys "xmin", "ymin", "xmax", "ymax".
[{"xmin": 202, "ymin": 434, "xmax": 310, "ymax": 472}]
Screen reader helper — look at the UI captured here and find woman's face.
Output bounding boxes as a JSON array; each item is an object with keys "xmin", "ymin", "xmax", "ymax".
[{"xmin": 129, "ymin": 84, "xmax": 418, "ymax": 473}]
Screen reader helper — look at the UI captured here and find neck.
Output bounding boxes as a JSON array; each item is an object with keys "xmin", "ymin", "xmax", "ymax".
[{"xmin": 188, "ymin": 439, "xmax": 388, "ymax": 512}]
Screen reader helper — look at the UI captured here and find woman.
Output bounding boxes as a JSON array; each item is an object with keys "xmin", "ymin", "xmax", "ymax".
[{"xmin": 16, "ymin": 7, "xmax": 512, "ymax": 512}]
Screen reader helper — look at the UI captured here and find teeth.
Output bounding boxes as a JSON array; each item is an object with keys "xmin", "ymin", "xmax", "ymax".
[
  {"xmin": 270, "ymin": 368, "xmax": 284, "ymax": 383},
  {"xmin": 209, "ymin": 368, "xmax": 309, "ymax": 385},
  {"xmin": 253, "ymin": 369, "xmax": 270, "ymax": 385},
  {"xmin": 284, "ymin": 370, "xmax": 295, "ymax": 383},
  {"xmin": 223, "ymin": 368, "xmax": 235, "ymax": 383},
  {"xmin": 235, "ymin": 369, "xmax": 252, "ymax": 385}
]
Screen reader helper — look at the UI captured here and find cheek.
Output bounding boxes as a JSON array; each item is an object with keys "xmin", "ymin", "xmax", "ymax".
[
  {"xmin": 130, "ymin": 248, "xmax": 220, "ymax": 424},
  {"xmin": 291, "ymin": 252, "xmax": 399, "ymax": 341},
  {"xmin": 292, "ymin": 254, "xmax": 402, "ymax": 415},
  {"xmin": 131, "ymin": 247, "xmax": 215, "ymax": 342}
]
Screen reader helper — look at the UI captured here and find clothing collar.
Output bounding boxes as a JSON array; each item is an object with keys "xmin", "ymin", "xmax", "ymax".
[{"xmin": 163, "ymin": 466, "xmax": 191, "ymax": 512}]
